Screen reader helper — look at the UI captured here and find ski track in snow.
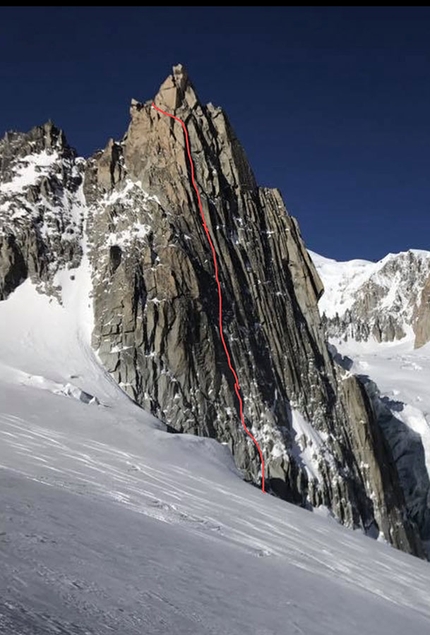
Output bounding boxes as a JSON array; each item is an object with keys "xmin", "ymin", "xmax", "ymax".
[{"xmin": 2, "ymin": 396, "xmax": 430, "ymax": 635}]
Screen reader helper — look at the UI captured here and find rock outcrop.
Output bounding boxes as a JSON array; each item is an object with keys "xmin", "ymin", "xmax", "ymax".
[
  {"xmin": 0, "ymin": 122, "xmax": 84, "ymax": 300},
  {"xmin": 0, "ymin": 65, "xmax": 424, "ymax": 557},
  {"xmin": 359, "ymin": 375, "xmax": 430, "ymax": 547}
]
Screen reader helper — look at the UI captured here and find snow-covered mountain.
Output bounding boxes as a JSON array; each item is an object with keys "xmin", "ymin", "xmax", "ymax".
[
  {"xmin": 311, "ymin": 249, "xmax": 430, "ymax": 553},
  {"xmin": 310, "ymin": 249, "xmax": 430, "ymax": 348}
]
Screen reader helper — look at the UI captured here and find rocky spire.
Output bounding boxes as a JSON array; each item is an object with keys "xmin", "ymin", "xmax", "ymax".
[
  {"xmin": 84, "ymin": 65, "xmax": 424, "ymax": 557},
  {"xmin": 152, "ymin": 63, "xmax": 199, "ymax": 112}
]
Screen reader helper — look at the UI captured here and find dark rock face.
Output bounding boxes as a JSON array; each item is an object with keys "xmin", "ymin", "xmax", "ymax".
[
  {"xmin": 0, "ymin": 65, "xmax": 424, "ymax": 557},
  {"xmin": 361, "ymin": 376, "xmax": 430, "ymax": 548},
  {"xmin": 82, "ymin": 65, "xmax": 422, "ymax": 556}
]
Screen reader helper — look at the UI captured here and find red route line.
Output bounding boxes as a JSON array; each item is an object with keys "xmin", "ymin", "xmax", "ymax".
[{"xmin": 152, "ymin": 101, "xmax": 265, "ymax": 493}]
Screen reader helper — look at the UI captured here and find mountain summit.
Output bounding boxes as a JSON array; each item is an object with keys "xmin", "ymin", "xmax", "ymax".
[
  {"xmin": 0, "ymin": 65, "xmax": 424, "ymax": 556},
  {"xmin": 152, "ymin": 63, "xmax": 197, "ymax": 111}
]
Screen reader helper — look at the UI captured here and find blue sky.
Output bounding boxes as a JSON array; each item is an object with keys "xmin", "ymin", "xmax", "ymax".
[{"xmin": 1, "ymin": 7, "xmax": 429, "ymax": 261}]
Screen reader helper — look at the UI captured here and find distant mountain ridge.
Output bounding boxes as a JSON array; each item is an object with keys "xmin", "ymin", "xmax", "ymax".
[{"xmin": 310, "ymin": 249, "xmax": 430, "ymax": 349}]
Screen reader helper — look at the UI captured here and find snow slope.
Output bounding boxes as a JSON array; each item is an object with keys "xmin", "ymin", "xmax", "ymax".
[{"xmin": 2, "ymin": 264, "xmax": 430, "ymax": 632}]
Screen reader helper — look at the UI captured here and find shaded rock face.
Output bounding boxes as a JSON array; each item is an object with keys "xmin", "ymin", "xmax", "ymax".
[
  {"xmin": 0, "ymin": 122, "xmax": 84, "ymax": 300},
  {"xmin": 360, "ymin": 376, "xmax": 430, "ymax": 547},
  {"xmin": 82, "ymin": 64, "xmax": 422, "ymax": 556},
  {"xmin": 414, "ymin": 275, "xmax": 430, "ymax": 349}
]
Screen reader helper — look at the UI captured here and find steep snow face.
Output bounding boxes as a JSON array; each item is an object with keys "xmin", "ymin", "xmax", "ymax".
[
  {"xmin": 310, "ymin": 249, "xmax": 430, "ymax": 347},
  {"xmin": 2, "ymin": 281, "xmax": 430, "ymax": 634},
  {"xmin": 309, "ymin": 251, "xmax": 379, "ymax": 319}
]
